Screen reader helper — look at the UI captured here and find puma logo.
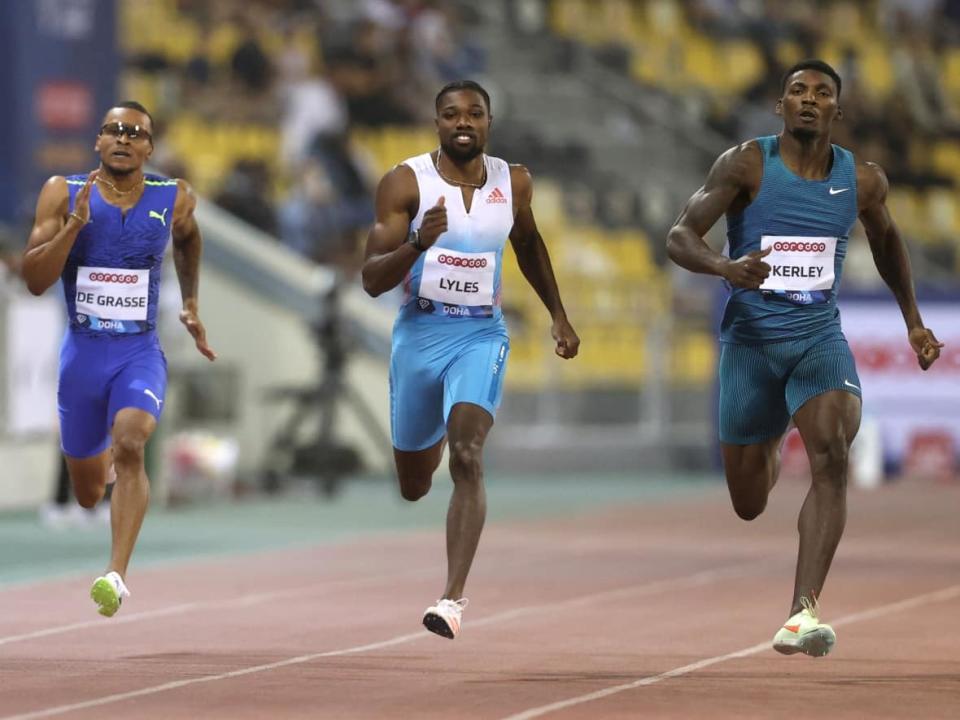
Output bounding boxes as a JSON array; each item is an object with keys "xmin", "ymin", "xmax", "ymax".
[
  {"xmin": 149, "ymin": 208, "xmax": 168, "ymax": 226},
  {"xmin": 144, "ymin": 388, "xmax": 163, "ymax": 411}
]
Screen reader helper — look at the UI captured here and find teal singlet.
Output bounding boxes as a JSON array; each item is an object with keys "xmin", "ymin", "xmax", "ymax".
[{"xmin": 721, "ymin": 135, "xmax": 858, "ymax": 344}]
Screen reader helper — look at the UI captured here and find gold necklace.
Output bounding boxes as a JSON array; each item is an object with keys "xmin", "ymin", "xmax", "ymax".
[
  {"xmin": 96, "ymin": 175, "xmax": 144, "ymax": 196},
  {"xmin": 434, "ymin": 148, "xmax": 486, "ymax": 189}
]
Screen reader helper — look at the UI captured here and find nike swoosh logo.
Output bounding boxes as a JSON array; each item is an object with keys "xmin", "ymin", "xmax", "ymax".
[
  {"xmin": 844, "ymin": 379, "xmax": 860, "ymax": 391},
  {"xmin": 829, "ymin": 187, "xmax": 849, "ymax": 195},
  {"xmin": 783, "ymin": 624, "xmax": 801, "ymax": 634}
]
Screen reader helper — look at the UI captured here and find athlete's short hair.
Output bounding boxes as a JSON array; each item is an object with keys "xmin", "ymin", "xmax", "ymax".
[
  {"xmin": 435, "ymin": 80, "xmax": 491, "ymax": 114},
  {"xmin": 781, "ymin": 60, "xmax": 841, "ymax": 99},
  {"xmin": 112, "ymin": 100, "xmax": 154, "ymax": 127}
]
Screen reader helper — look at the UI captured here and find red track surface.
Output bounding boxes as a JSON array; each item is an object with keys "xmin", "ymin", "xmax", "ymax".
[{"xmin": 1, "ymin": 482, "xmax": 958, "ymax": 719}]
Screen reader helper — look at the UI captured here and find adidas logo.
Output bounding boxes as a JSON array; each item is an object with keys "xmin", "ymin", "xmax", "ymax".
[{"xmin": 486, "ymin": 187, "xmax": 507, "ymax": 204}]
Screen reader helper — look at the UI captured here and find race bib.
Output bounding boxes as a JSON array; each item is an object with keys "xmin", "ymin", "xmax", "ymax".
[
  {"xmin": 76, "ymin": 266, "xmax": 149, "ymax": 322},
  {"xmin": 759, "ymin": 236, "xmax": 836, "ymax": 295},
  {"xmin": 419, "ymin": 247, "xmax": 496, "ymax": 307}
]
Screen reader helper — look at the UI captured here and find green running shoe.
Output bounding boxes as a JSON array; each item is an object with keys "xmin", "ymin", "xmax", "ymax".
[{"xmin": 90, "ymin": 571, "xmax": 130, "ymax": 617}]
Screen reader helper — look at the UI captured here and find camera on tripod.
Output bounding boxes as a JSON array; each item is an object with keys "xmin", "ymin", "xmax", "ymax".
[{"xmin": 259, "ymin": 273, "xmax": 389, "ymax": 497}]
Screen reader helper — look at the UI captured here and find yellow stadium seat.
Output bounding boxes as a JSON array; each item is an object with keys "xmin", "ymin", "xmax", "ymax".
[
  {"xmin": 670, "ymin": 330, "xmax": 716, "ymax": 386},
  {"xmin": 549, "ymin": 0, "xmax": 591, "ymax": 43},
  {"xmin": 886, "ymin": 187, "xmax": 921, "ymax": 228},
  {"xmin": 609, "ymin": 232, "xmax": 654, "ymax": 280},
  {"xmin": 119, "ymin": 74, "xmax": 160, "ymax": 116},
  {"xmin": 931, "ymin": 140, "xmax": 960, "ymax": 184},
  {"xmin": 825, "ymin": 2, "xmax": 866, "ymax": 46},
  {"xmin": 858, "ymin": 44, "xmax": 894, "ymax": 99},
  {"xmin": 683, "ymin": 34, "xmax": 720, "ymax": 89},
  {"xmin": 163, "ymin": 20, "xmax": 201, "ymax": 63},
  {"xmin": 722, "ymin": 41, "xmax": 764, "ymax": 93},
  {"xmin": 944, "ymin": 49, "xmax": 960, "ymax": 103},
  {"xmin": 208, "ymin": 24, "xmax": 242, "ymax": 67},
  {"xmin": 889, "ymin": 188, "xmax": 936, "ymax": 245},
  {"xmin": 644, "ymin": 0, "xmax": 685, "ymax": 38},
  {"xmin": 925, "ymin": 188, "xmax": 960, "ymax": 238},
  {"xmin": 776, "ymin": 40, "xmax": 804, "ymax": 69}
]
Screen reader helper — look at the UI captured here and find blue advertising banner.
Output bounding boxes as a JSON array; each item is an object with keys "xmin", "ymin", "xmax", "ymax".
[{"xmin": 0, "ymin": 0, "xmax": 117, "ymax": 226}]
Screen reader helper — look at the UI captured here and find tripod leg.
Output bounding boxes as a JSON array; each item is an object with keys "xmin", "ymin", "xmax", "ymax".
[
  {"xmin": 262, "ymin": 394, "xmax": 318, "ymax": 492},
  {"xmin": 342, "ymin": 384, "xmax": 395, "ymax": 468},
  {"xmin": 316, "ymin": 380, "xmax": 343, "ymax": 497}
]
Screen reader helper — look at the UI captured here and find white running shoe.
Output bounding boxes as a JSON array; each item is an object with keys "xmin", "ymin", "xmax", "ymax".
[
  {"xmin": 90, "ymin": 571, "xmax": 130, "ymax": 618},
  {"xmin": 423, "ymin": 598, "xmax": 468, "ymax": 639},
  {"xmin": 773, "ymin": 596, "xmax": 836, "ymax": 657}
]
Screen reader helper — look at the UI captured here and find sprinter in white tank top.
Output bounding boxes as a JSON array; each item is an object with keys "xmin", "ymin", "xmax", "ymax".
[{"xmin": 362, "ymin": 81, "xmax": 580, "ymax": 639}]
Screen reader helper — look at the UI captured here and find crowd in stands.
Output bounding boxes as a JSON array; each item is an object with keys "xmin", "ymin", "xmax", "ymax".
[
  {"xmin": 551, "ymin": 0, "xmax": 960, "ymax": 282},
  {"xmin": 123, "ymin": 0, "xmax": 484, "ymax": 268}
]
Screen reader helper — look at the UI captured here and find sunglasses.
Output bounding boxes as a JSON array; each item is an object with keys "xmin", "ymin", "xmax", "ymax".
[{"xmin": 99, "ymin": 121, "xmax": 152, "ymax": 142}]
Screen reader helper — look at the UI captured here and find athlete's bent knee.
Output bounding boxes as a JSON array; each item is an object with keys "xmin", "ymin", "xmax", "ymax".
[
  {"xmin": 74, "ymin": 485, "xmax": 105, "ymax": 509},
  {"xmin": 448, "ymin": 440, "xmax": 481, "ymax": 482},
  {"xmin": 732, "ymin": 496, "xmax": 767, "ymax": 521},
  {"xmin": 808, "ymin": 438, "xmax": 850, "ymax": 485},
  {"xmin": 112, "ymin": 434, "xmax": 147, "ymax": 469},
  {"xmin": 398, "ymin": 476, "xmax": 431, "ymax": 502}
]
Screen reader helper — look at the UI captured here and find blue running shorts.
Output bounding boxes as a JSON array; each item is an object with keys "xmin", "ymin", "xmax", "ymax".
[
  {"xmin": 390, "ymin": 321, "xmax": 510, "ymax": 452},
  {"xmin": 718, "ymin": 328, "xmax": 861, "ymax": 445},
  {"xmin": 58, "ymin": 331, "xmax": 168, "ymax": 458}
]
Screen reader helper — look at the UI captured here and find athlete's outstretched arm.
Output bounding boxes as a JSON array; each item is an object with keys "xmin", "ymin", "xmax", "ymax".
[
  {"xmin": 362, "ymin": 165, "xmax": 451, "ymax": 297},
  {"xmin": 666, "ymin": 143, "xmax": 771, "ymax": 289},
  {"xmin": 858, "ymin": 162, "xmax": 942, "ymax": 370},
  {"xmin": 172, "ymin": 180, "xmax": 216, "ymax": 361},
  {"xmin": 21, "ymin": 170, "xmax": 98, "ymax": 295},
  {"xmin": 508, "ymin": 166, "xmax": 579, "ymax": 359}
]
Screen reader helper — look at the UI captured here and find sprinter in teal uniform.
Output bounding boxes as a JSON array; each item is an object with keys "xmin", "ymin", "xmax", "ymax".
[
  {"xmin": 362, "ymin": 81, "xmax": 579, "ymax": 639},
  {"xmin": 667, "ymin": 60, "xmax": 942, "ymax": 657},
  {"xmin": 22, "ymin": 102, "xmax": 216, "ymax": 617}
]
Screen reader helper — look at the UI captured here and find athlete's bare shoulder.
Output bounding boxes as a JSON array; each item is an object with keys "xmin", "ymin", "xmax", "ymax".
[
  {"xmin": 714, "ymin": 140, "xmax": 763, "ymax": 188},
  {"xmin": 173, "ymin": 178, "xmax": 198, "ymax": 220},
  {"xmin": 381, "ymin": 162, "xmax": 417, "ymax": 188},
  {"xmin": 174, "ymin": 177, "xmax": 196, "ymax": 200},
  {"xmin": 375, "ymin": 162, "xmax": 419, "ymax": 217},
  {"xmin": 40, "ymin": 175, "xmax": 70, "ymax": 199},
  {"xmin": 509, "ymin": 163, "xmax": 532, "ymax": 203},
  {"xmin": 698, "ymin": 140, "xmax": 763, "ymax": 213},
  {"xmin": 854, "ymin": 157, "xmax": 888, "ymax": 211},
  {"xmin": 508, "ymin": 163, "xmax": 532, "ymax": 180},
  {"xmin": 35, "ymin": 176, "xmax": 70, "ymax": 217}
]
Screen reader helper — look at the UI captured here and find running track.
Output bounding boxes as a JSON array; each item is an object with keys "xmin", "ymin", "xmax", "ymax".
[{"xmin": 1, "ymin": 477, "xmax": 957, "ymax": 719}]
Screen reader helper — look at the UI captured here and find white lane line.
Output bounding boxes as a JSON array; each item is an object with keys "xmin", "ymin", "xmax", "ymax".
[
  {"xmin": 0, "ymin": 563, "xmax": 760, "ymax": 720},
  {"xmin": 499, "ymin": 583, "xmax": 960, "ymax": 720},
  {"xmin": 0, "ymin": 566, "xmax": 441, "ymax": 648}
]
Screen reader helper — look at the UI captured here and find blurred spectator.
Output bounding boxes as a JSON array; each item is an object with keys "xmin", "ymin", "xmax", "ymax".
[
  {"xmin": 280, "ymin": 70, "xmax": 348, "ymax": 167},
  {"xmin": 326, "ymin": 19, "xmax": 416, "ymax": 126},
  {"xmin": 879, "ymin": 0, "xmax": 942, "ymax": 31},
  {"xmin": 890, "ymin": 15, "xmax": 960, "ymax": 136},
  {"xmin": 410, "ymin": 1, "xmax": 486, "ymax": 83},
  {"xmin": 279, "ymin": 133, "xmax": 374, "ymax": 269},
  {"xmin": 231, "ymin": 18, "xmax": 273, "ymax": 95},
  {"xmin": 214, "ymin": 159, "xmax": 278, "ymax": 235},
  {"xmin": 0, "ymin": 227, "xmax": 22, "ymax": 294}
]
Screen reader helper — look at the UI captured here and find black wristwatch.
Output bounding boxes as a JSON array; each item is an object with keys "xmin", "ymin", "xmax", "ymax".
[{"xmin": 406, "ymin": 229, "xmax": 424, "ymax": 252}]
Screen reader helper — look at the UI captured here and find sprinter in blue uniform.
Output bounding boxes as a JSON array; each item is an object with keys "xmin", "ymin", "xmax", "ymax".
[
  {"xmin": 667, "ymin": 60, "xmax": 942, "ymax": 657},
  {"xmin": 22, "ymin": 102, "xmax": 215, "ymax": 617},
  {"xmin": 362, "ymin": 81, "xmax": 580, "ymax": 639}
]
